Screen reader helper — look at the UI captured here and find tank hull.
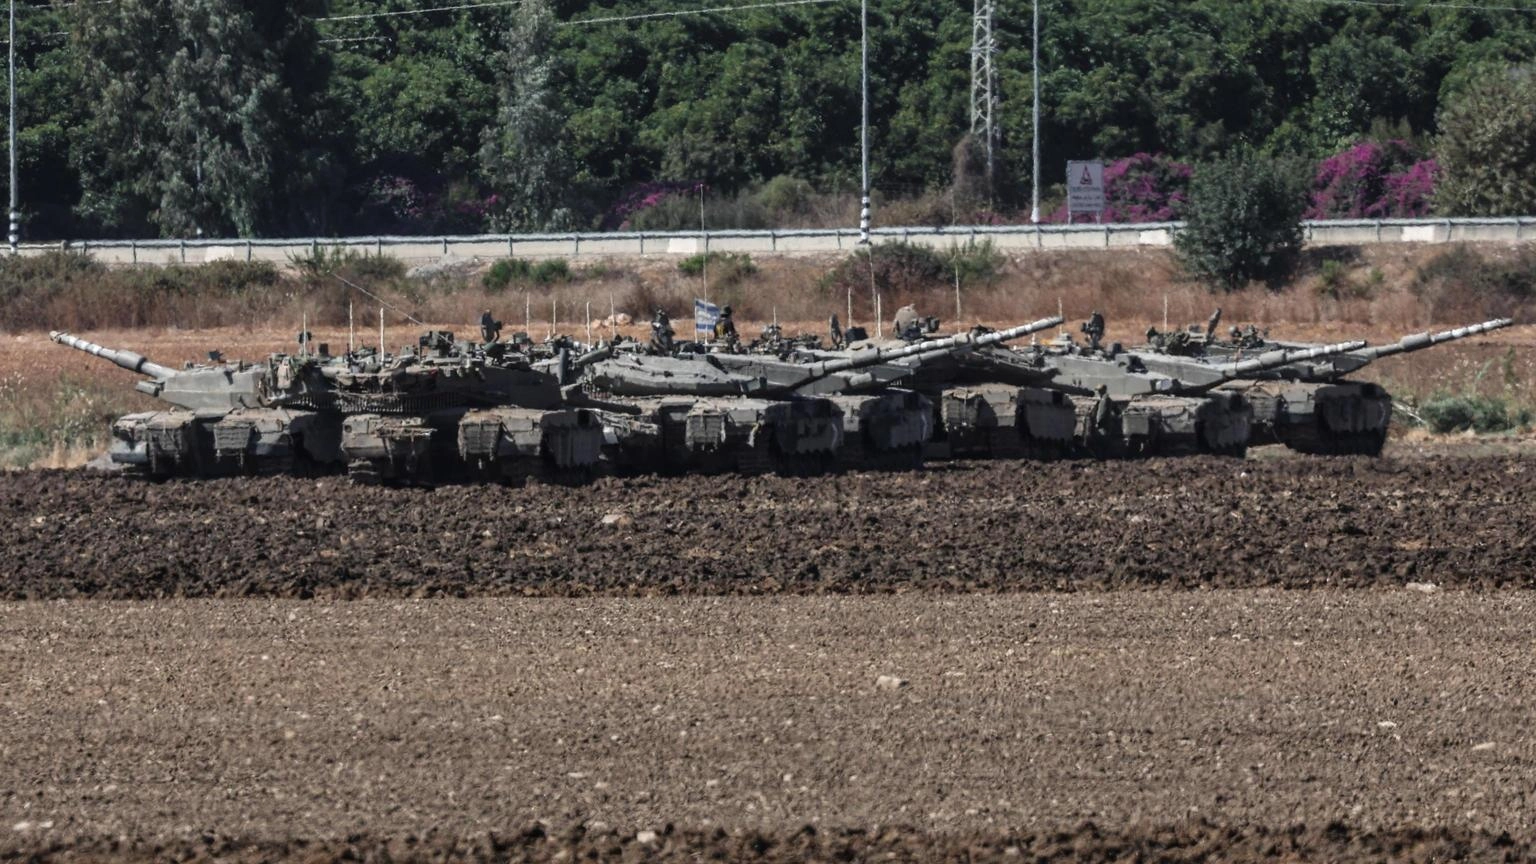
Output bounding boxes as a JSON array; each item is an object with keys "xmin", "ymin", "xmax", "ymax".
[
  {"xmin": 1072, "ymin": 392, "xmax": 1251, "ymax": 458},
  {"xmin": 1220, "ymin": 380, "xmax": 1390, "ymax": 455}
]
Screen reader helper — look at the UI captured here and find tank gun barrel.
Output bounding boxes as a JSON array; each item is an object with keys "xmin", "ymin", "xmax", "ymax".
[
  {"xmin": 1189, "ymin": 339, "xmax": 1367, "ymax": 391},
  {"xmin": 805, "ymin": 316, "xmax": 1062, "ymax": 379},
  {"xmin": 50, "ymin": 330, "xmax": 179, "ymax": 380},
  {"xmin": 571, "ymin": 343, "xmax": 614, "ymax": 369},
  {"xmin": 1354, "ymin": 318, "xmax": 1513, "ymax": 361}
]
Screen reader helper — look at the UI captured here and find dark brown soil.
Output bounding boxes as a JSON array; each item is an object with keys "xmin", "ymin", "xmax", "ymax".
[
  {"xmin": 2, "ymin": 452, "xmax": 1532, "ymax": 599},
  {"xmin": 3, "ymin": 596, "xmax": 1535, "ymax": 861},
  {"xmin": 10, "ymin": 823, "xmax": 1534, "ymax": 863}
]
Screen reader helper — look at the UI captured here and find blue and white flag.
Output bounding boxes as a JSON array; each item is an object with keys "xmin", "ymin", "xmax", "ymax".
[{"xmin": 694, "ymin": 298, "xmax": 720, "ymax": 337}]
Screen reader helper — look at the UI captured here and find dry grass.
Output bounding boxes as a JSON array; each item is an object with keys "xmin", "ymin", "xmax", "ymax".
[{"xmin": 3, "ymin": 242, "xmax": 1532, "ymax": 468}]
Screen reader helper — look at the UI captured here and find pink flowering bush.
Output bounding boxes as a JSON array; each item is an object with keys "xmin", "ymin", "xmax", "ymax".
[
  {"xmin": 1307, "ymin": 140, "xmax": 1438, "ymax": 219},
  {"xmin": 1045, "ymin": 153, "xmax": 1192, "ymax": 223},
  {"xmin": 604, "ymin": 181, "xmax": 705, "ymax": 230}
]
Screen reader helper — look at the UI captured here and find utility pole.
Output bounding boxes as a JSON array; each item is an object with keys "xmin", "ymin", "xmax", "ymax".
[
  {"xmin": 1029, "ymin": 0, "xmax": 1041, "ymax": 224},
  {"xmin": 8, "ymin": 0, "xmax": 18, "ymax": 251},
  {"xmin": 858, "ymin": 0, "xmax": 870, "ymax": 246},
  {"xmin": 970, "ymin": 0, "xmax": 996, "ymax": 197}
]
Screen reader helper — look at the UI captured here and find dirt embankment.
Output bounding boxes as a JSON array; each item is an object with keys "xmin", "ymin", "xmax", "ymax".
[{"xmin": 3, "ymin": 450, "xmax": 1533, "ymax": 599}]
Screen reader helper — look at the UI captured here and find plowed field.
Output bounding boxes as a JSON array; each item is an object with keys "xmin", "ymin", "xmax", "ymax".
[
  {"xmin": 5, "ymin": 449, "xmax": 1536, "ymax": 862},
  {"xmin": 2, "ymin": 450, "xmax": 1533, "ymax": 599},
  {"xmin": 4, "ymin": 594, "xmax": 1536, "ymax": 862}
]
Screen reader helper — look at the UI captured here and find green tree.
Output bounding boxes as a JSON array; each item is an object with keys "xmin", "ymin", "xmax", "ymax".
[
  {"xmin": 70, "ymin": 0, "xmax": 341, "ymax": 237},
  {"xmin": 1435, "ymin": 65, "xmax": 1536, "ymax": 216},
  {"xmin": 1175, "ymin": 151, "xmax": 1307, "ymax": 292},
  {"xmin": 480, "ymin": 0, "xmax": 573, "ymax": 231}
]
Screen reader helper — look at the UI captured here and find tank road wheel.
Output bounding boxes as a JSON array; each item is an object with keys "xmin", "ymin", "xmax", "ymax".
[
  {"xmin": 734, "ymin": 441, "xmax": 773, "ymax": 475},
  {"xmin": 1357, "ymin": 428, "xmax": 1388, "ymax": 456},
  {"xmin": 773, "ymin": 449, "xmax": 837, "ymax": 477},
  {"xmin": 346, "ymin": 460, "xmax": 382, "ymax": 486}
]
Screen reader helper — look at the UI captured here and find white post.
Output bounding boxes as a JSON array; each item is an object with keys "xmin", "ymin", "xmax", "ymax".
[
  {"xmin": 609, "ymin": 294, "xmax": 617, "ymax": 340},
  {"xmin": 1163, "ymin": 295, "xmax": 1169, "ymax": 331},
  {"xmin": 955, "ymin": 264, "xmax": 962, "ymax": 320},
  {"xmin": 550, "ymin": 298, "xmax": 557, "ymax": 341},
  {"xmin": 378, "ymin": 308, "xmax": 385, "ymax": 357},
  {"xmin": 1029, "ymin": 0, "xmax": 1041, "ymax": 225},
  {"xmin": 348, "ymin": 301, "xmax": 355, "ymax": 352},
  {"xmin": 699, "ymin": 184, "xmax": 708, "ymax": 301},
  {"xmin": 525, "ymin": 293, "xmax": 531, "ymax": 336},
  {"xmin": 585, "ymin": 301, "xmax": 592, "ymax": 345},
  {"xmin": 859, "ymin": 0, "xmax": 871, "ymax": 245},
  {"xmin": 8, "ymin": 0, "xmax": 18, "ymax": 251}
]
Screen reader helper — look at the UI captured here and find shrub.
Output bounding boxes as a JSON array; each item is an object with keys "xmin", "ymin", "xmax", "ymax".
[
  {"xmin": 943, "ymin": 239, "xmax": 1006, "ymax": 287},
  {"xmin": 481, "ymin": 257, "xmax": 570, "ymax": 292},
  {"xmin": 1044, "ymin": 153, "xmax": 1192, "ymax": 223},
  {"xmin": 1102, "ymin": 153, "xmax": 1192, "ymax": 222},
  {"xmin": 1313, "ymin": 258, "xmax": 1375, "ymax": 300},
  {"xmin": 602, "ymin": 181, "xmax": 701, "ymax": 230},
  {"xmin": 288, "ymin": 246, "xmax": 405, "ymax": 281},
  {"xmin": 1307, "ymin": 140, "xmax": 1437, "ymax": 219},
  {"xmin": 483, "ymin": 258, "xmax": 532, "ymax": 292},
  {"xmin": 1175, "ymin": 151, "xmax": 1307, "ymax": 292},
  {"xmin": 678, "ymin": 251, "xmax": 756, "ymax": 280},
  {"xmin": 753, "ymin": 175, "xmax": 816, "ymax": 217},
  {"xmin": 1418, "ymin": 393, "xmax": 1533, "ymax": 434},
  {"xmin": 821, "ymin": 242, "xmax": 950, "ymax": 305}
]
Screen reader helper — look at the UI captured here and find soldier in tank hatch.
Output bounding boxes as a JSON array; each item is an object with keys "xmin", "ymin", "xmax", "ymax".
[
  {"xmin": 713, "ymin": 305, "xmax": 739, "ymax": 349},
  {"xmin": 649, "ymin": 308, "xmax": 676, "ymax": 355},
  {"xmin": 1080, "ymin": 311, "xmax": 1105, "ymax": 352},
  {"xmin": 479, "ymin": 310, "xmax": 503, "ymax": 344}
]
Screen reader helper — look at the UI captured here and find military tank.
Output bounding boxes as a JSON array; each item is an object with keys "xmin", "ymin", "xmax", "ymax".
[
  {"xmin": 1132, "ymin": 313, "xmax": 1515, "ymax": 455},
  {"xmin": 1029, "ymin": 335, "xmax": 1368, "ymax": 457},
  {"xmin": 799, "ymin": 312, "xmax": 1364, "ymax": 459},
  {"xmin": 581, "ymin": 317, "xmax": 1062, "ymax": 473},
  {"xmin": 51, "ymin": 330, "xmax": 607, "ymax": 484}
]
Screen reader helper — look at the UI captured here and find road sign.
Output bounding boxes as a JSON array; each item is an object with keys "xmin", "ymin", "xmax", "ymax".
[{"xmin": 1067, "ymin": 160, "xmax": 1105, "ymax": 218}]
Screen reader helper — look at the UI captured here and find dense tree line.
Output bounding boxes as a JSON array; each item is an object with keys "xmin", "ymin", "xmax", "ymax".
[{"xmin": 4, "ymin": 0, "xmax": 1536, "ymax": 239}]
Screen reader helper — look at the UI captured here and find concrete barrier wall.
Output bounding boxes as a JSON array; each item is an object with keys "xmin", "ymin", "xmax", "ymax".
[{"xmin": 25, "ymin": 217, "xmax": 1536, "ymax": 267}]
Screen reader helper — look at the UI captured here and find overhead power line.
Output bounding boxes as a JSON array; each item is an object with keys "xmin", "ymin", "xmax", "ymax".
[
  {"xmin": 1294, "ymin": 0, "xmax": 1536, "ymax": 12},
  {"xmin": 312, "ymin": 0, "xmax": 524, "ymax": 23},
  {"xmin": 562, "ymin": 0, "xmax": 847, "ymax": 27}
]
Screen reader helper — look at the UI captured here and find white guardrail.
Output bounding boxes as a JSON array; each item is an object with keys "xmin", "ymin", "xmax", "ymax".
[{"xmin": 12, "ymin": 217, "xmax": 1536, "ymax": 266}]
